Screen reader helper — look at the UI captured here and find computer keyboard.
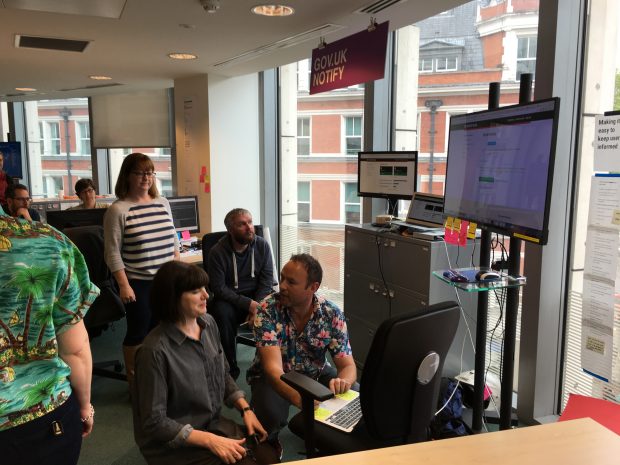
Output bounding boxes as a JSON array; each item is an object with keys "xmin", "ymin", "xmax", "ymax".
[{"xmin": 325, "ymin": 397, "xmax": 362, "ymax": 430}]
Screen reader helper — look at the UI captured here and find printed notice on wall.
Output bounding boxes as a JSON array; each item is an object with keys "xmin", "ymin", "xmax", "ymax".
[
  {"xmin": 594, "ymin": 115, "xmax": 620, "ymax": 171},
  {"xmin": 581, "ymin": 175, "xmax": 619, "ymax": 382}
]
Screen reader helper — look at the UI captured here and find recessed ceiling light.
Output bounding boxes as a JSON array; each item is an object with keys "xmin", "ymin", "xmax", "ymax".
[
  {"xmin": 168, "ymin": 52, "xmax": 198, "ymax": 60},
  {"xmin": 251, "ymin": 5, "xmax": 294, "ymax": 16},
  {"xmin": 89, "ymin": 75, "xmax": 112, "ymax": 80},
  {"xmin": 15, "ymin": 87, "xmax": 36, "ymax": 91},
  {"xmin": 179, "ymin": 23, "xmax": 196, "ymax": 29}
]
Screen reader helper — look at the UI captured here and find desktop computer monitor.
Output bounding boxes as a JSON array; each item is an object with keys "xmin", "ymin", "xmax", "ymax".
[
  {"xmin": 358, "ymin": 151, "xmax": 418, "ymax": 201},
  {"xmin": 0, "ymin": 141, "xmax": 23, "ymax": 179},
  {"xmin": 167, "ymin": 196, "xmax": 200, "ymax": 235},
  {"xmin": 46, "ymin": 208, "xmax": 108, "ymax": 231}
]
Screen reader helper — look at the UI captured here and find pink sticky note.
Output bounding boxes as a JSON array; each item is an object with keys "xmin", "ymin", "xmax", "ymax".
[
  {"xmin": 181, "ymin": 230, "xmax": 191, "ymax": 241},
  {"xmin": 200, "ymin": 174, "xmax": 205, "ymax": 183},
  {"xmin": 444, "ymin": 227, "xmax": 458, "ymax": 245},
  {"xmin": 201, "ymin": 166, "xmax": 207, "ymax": 175},
  {"xmin": 204, "ymin": 183, "xmax": 210, "ymax": 193},
  {"xmin": 458, "ymin": 220, "xmax": 469, "ymax": 247}
]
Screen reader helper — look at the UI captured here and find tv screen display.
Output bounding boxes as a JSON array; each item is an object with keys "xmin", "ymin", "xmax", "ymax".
[
  {"xmin": 168, "ymin": 196, "xmax": 200, "ymax": 234},
  {"xmin": 358, "ymin": 151, "xmax": 417, "ymax": 200},
  {"xmin": 443, "ymin": 98, "xmax": 560, "ymax": 245},
  {"xmin": 0, "ymin": 141, "xmax": 23, "ymax": 179}
]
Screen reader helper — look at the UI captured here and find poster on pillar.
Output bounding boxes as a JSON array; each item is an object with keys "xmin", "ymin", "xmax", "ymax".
[{"xmin": 310, "ymin": 21, "xmax": 389, "ymax": 95}]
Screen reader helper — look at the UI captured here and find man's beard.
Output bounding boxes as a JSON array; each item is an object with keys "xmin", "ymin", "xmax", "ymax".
[{"xmin": 233, "ymin": 230, "xmax": 254, "ymax": 245}]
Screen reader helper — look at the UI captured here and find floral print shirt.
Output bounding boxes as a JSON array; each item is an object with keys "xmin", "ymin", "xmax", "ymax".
[
  {"xmin": 0, "ymin": 213, "xmax": 99, "ymax": 430},
  {"xmin": 246, "ymin": 293, "xmax": 352, "ymax": 384}
]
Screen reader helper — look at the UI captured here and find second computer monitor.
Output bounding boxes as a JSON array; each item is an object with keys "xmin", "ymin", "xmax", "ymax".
[
  {"xmin": 46, "ymin": 208, "xmax": 108, "ymax": 231},
  {"xmin": 168, "ymin": 196, "xmax": 200, "ymax": 235},
  {"xmin": 357, "ymin": 151, "xmax": 418, "ymax": 200}
]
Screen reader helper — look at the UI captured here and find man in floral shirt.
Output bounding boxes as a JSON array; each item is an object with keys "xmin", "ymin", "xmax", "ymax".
[{"xmin": 246, "ymin": 253, "xmax": 357, "ymax": 438}]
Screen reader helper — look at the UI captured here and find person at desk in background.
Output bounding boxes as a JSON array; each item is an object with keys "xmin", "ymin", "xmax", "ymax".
[
  {"xmin": 246, "ymin": 253, "xmax": 357, "ymax": 439},
  {"xmin": 0, "ymin": 204, "xmax": 100, "ymax": 465},
  {"xmin": 104, "ymin": 153, "xmax": 179, "ymax": 386},
  {"xmin": 0, "ymin": 150, "xmax": 16, "ymax": 209},
  {"xmin": 133, "ymin": 261, "xmax": 278, "ymax": 465},
  {"xmin": 68, "ymin": 178, "xmax": 109, "ymax": 210},
  {"xmin": 207, "ymin": 208, "xmax": 275, "ymax": 380},
  {"xmin": 5, "ymin": 183, "xmax": 41, "ymax": 221}
]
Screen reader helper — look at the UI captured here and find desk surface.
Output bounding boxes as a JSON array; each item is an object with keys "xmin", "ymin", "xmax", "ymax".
[
  {"xmin": 287, "ymin": 418, "xmax": 620, "ymax": 465},
  {"xmin": 179, "ymin": 249, "xmax": 203, "ymax": 265}
]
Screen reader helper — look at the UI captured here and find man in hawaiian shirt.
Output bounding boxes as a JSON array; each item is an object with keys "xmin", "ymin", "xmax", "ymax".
[{"xmin": 246, "ymin": 253, "xmax": 357, "ymax": 438}]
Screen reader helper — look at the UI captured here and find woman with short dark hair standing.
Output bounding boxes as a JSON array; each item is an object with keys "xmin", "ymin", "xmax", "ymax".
[{"xmin": 104, "ymin": 153, "xmax": 179, "ymax": 385}]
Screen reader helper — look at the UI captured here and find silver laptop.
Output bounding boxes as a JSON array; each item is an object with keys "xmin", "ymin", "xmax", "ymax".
[
  {"xmin": 392, "ymin": 192, "xmax": 445, "ymax": 238},
  {"xmin": 314, "ymin": 390, "xmax": 362, "ymax": 433}
]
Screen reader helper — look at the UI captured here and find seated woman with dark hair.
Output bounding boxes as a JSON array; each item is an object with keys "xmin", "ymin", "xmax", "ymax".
[
  {"xmin": 133, "ymin": 261, "xmax": 278, "ymax": 465},
  {"xmin": 68, "ymin": 178, "xmax": 109, "ymax": 210}
]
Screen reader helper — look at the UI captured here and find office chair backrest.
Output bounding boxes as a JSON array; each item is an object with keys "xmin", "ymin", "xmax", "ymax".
[
  {"xmin": 64, "ymin": 225, "xmax": 124, "ymax": 331},
  {"xmin": 360, "ymin": 301, "xmax": 460, "ymax": 444}
]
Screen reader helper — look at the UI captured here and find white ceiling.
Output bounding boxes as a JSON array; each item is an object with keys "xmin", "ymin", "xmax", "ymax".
[{"xmin": 0, "ymin": 0, "xmax": 466, "ymax": 101}]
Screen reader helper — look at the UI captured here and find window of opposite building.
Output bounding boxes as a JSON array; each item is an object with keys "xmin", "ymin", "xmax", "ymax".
[
  {"xmin": 77, "ymin": 121, "xmax": 91, "ymax": 155},
  {"xmin": 344, "ymin": 116, "xmax": 362, "ymax": 155},
  {"xmin": 343, "ymin": 182, "xmax": 361, "ymax": 224},
  {"xmin": 298, "ymin": 181, "xmax": 310, "ymax": 222},
  {"xmin": 108, "ymin": 148, "xmax": 172, "ymax": 198},
  {"xmin": 517, "ymin": 36, "xmax": 537, "ymax": 80},
  {"xmin": 297, "ymin": 117, "xmax": 310, "ymax": 156}
]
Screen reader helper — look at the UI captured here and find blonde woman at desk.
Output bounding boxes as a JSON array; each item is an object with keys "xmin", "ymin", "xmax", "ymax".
[
  {"xmin": 104, "ymin": 153, "xmax": 179, "ymax": 386},
  {"xmin": 67, "ymin": 178, "xmax": 109, "ymax": 210}
]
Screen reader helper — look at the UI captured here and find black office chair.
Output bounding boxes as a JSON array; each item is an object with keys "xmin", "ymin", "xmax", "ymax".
[
  {"xmin": 64, "ymin": 225, "xmax": 127, "ymax": 381},
  {"xmin": 282, "ymin": 301, "xmax": 460, "ymax": 458}
]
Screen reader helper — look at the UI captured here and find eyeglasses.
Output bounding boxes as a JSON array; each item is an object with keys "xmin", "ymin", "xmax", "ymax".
[
  {"xmin": 79, "ymin": 187, "xmax": 95, "ymax": 195},
  {"xmin": 12, "ymin": 197, "xmax": 31, "ymax": 202},
  {"xmin": 131, "ymin": 171, "xmax": 156, "ymax": 178}
]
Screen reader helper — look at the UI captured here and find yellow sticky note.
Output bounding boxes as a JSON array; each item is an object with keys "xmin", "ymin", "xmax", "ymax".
[
  {"xmin": 444, "ymin": 216, "xmax": 454, "ymax": 229},
  {"xmin": 467, "ymin": 222, "xmax": 477, "ymax": 239},
  {"xmin": 314, "ymin": 408, "xmax": 331, "ymax": 421},
  {"xmin": 453, "ymin": 218, "xmax": 462, "ymax": 233},
  {"xmin": 612, "ymin": 210, "xmax": 620, "ymax": 226},
  {"xmin": 336, "ymin": 390, "xmax": 358, "ymax": 401}
]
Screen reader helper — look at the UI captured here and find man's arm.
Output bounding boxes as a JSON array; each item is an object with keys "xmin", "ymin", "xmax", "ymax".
[
  {"xmin": 329, "ymin": 355, "xmax": 357, "ymax": 394},
  {"xmin": 258, "ymin": 345, "xmax": 303, "ymax": 408}
]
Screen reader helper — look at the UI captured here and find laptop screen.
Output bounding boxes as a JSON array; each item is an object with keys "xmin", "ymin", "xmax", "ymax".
[{"xmin": 406, "ymin": 193, "xmax": 444, "ymax": 227}]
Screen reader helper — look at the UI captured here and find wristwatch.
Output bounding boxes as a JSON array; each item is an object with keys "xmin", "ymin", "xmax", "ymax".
[{"xmin": 241, "ymin": 406, "xmax": 253, "ymax": 416}]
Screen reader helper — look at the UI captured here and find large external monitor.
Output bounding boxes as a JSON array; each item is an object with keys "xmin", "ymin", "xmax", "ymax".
[
  {"xmin": 443, "ymin": 98, "xmax": 560, "ymax": 245},
  {"xmin": 46, "ymin": 208, "xmax": 108, "ymax": 231},
  {"xmin": 168, "ymin": 196, "xmax": 200, "ymax": 234},
  {"xmin": 357, "ymin": 151, "xmax": 418, "ymax": 200},
  {"xmin": 0, "ymin": 141, "xmax": 23, "ymax": 178}
]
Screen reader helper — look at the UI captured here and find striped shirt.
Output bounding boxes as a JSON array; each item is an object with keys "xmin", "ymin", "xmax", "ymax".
[{"xmin": 104, "ymin": 198, "xmax": 178, "ymax": 280}]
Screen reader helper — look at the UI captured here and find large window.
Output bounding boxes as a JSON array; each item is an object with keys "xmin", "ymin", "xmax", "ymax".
[
  {"xmin": 279, "ymin": 59, "xmax": 365, "ymax": 308},
  {"xmin": 344, "ymin": 116, "xmax": 362, "ymax": 155},
  {"xmin": 108, "ymin": 148, "xmax": 172, "ymax": 197},
  {"xmin": 47, "ymin": 121, "xmax": 61, "ymax": 155}
]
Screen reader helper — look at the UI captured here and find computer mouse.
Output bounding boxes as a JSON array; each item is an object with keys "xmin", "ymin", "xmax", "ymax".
[{"xmin": 475, "ymin": 270, "xmax": 501, "ymax": 281}]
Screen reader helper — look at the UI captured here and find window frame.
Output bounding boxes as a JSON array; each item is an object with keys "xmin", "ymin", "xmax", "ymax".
[
  {"xmin": 297, "ymin": 180, "xmax": 311, "ymax": 222},
  {"xmin": 343, "ymin": 115, "xmax": 363, "ymax": 156},
  {"xmin": 297, "ymin": 116, "xmax": 311, "ymax": 156}
]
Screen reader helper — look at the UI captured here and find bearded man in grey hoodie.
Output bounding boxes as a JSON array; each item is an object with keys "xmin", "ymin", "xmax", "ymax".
[{"xmin": 207, "ymin": 208, "xmax": 276, "ymax": 379}]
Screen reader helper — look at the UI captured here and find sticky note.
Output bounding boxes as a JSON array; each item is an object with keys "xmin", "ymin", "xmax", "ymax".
[
  {"xmin": 181, "ymin": 230, "xmax": 191, "ymax": 241},
  {"xmin": 336, "ymin": 390, "xmax": 358, "ymax": 401},
  {"xmin": 314, "ymin": 408, "xmax": 331, "ymax": 421},
  {"xmin": 613, "ymin": 209, "xmax": 620, "ymax": 225},
  {"xmin": 200, "ymin": 174, "xmax": 205, "ymax": 183},
  {"xmin": 467, "ymin": 222, "xmax": 477, "ymax": 239},
  {"xmin": 458, "ymin": 220, "xmax": 468, "ymax": 247},
  {"xmin": 201, "ymin": 166, "xmax": 207, "ymax": 175}
]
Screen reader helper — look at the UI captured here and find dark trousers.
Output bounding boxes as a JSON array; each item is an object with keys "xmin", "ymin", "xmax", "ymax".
[
  {"xmin": 210, "ymin": 299, "xmax": 249, "ymax": 374},
  {"xmin": 1, "ymin": 394, "xmax": 83, "ymax": 465},
  {"xmin": 124, "ymin": 278, "xmax": 156, "ymax": 346},
  {"xmin": 250, "ymin": 366, "xmax": 342, "ymax": 439}
]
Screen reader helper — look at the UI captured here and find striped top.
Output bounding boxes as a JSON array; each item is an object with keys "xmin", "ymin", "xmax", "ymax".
[{"xmin": 104, "ymin": 198, "xmax": 179, "ymax": 280}]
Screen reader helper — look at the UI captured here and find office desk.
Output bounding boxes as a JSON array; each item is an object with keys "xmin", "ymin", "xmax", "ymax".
[
  {"xmin": 286, "ymin": 418, "xmax": 620, "ymax": 465},
  {"xmin": 179, "ymin": 250, "xmax": 203, "ymax": 265}
]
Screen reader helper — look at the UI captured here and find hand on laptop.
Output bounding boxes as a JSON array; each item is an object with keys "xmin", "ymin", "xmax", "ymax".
[{"xmin": 329, "ymin": 377, "xmax": 351, "ymax": 395}]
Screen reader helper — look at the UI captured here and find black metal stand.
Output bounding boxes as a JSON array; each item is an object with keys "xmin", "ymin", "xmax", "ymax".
[{"xmin": 472, "ymin": 82, "xmax": 500, "ymax": 434}]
